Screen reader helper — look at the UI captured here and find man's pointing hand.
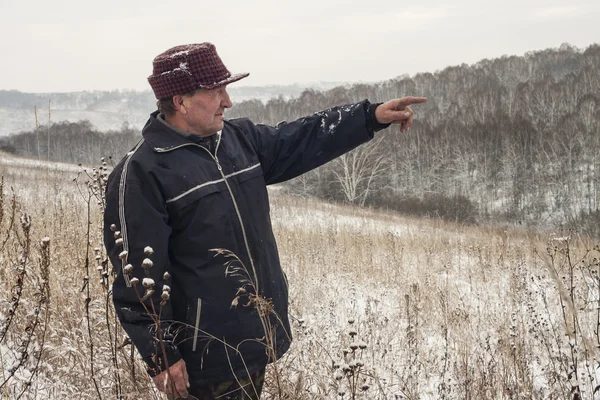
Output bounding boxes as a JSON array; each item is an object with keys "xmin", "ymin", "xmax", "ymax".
[{"xmin": 375, "ymin": 96, "xmax": 428, "ymax": 133}]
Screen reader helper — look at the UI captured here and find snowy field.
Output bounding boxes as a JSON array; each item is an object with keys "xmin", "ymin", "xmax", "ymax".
[{"xmin": 0, "ymin": 152, "xmax": 599, "ymax": 399}]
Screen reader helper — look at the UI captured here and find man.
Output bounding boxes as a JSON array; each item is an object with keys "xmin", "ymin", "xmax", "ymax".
[{"xmin": 104, "ymin": 42, "xmax": 427, "ymax": 399}]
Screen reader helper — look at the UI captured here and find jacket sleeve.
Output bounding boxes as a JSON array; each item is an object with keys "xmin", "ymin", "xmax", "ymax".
[
  {"xmin": 232, "ymin": 99, "xmax": 378, "ymax": 185},
  {"xmin": 104, "ymin": 156, "xmax": 181, "ymax": 377}
]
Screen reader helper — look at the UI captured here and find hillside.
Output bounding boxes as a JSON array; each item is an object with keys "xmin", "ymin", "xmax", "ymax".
[
  {"xmin": 226, "ymin": 43, "xmax": 600, "ymax": 232},
  {"xmin": 0, "ymin": 152, "xmax": 598, "ymax": 398},
  {"xmin": 2, "ymin": 43, "xmax": 599, "ymax": 234}
]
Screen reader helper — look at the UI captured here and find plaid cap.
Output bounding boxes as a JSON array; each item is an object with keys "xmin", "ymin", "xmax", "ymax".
[{"xmin": 148, "ymin": 43, "xmax": 249, "ymax": 100}]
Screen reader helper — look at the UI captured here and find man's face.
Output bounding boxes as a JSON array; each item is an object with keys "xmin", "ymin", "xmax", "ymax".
[{"xmin": 181, "ymin": 85, "xmax": 232, "ymax": 137}]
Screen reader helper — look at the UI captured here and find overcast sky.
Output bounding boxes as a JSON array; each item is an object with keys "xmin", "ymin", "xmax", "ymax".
[{"xmin": 1, "ymin": 0, "xmax": 598, "ymax": 93}]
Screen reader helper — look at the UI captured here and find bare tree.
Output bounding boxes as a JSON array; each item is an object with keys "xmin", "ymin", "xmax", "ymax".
[{"xmin": 330, "ymin": 137, "xmax": 389, "ymax": 206}]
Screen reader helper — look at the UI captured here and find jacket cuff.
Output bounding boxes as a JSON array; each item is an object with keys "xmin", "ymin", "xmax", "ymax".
[
  {"xmin": 144, "ymin": 343, "xmax": 182, "ymax": 377},
  {"xmin": 365, "ymin": 100, "xmax": 391, "ymax": 133}
]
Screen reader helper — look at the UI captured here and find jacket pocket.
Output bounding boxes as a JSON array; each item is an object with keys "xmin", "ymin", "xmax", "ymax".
[
  {"xmin": 233, "ymin": 162, "xmax": 263, "ymax": 184},
  {"xmin": 166, "ymin": 179, "xmax": 222, "ymax": 212}
]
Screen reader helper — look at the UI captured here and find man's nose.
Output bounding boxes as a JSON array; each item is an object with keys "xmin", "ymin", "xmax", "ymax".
[{"xmin": 221, "ymin": 90, "xmax": 232, "ymax": 108}]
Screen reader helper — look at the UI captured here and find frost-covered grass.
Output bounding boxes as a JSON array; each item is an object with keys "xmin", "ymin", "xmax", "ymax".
[
  {"xmin": 1, "ymin": 152, "xmax": 600, "ymax": 399},
  {"xmin": 266, "ymin": 196, "xmax": 600, "ymax": 399}
]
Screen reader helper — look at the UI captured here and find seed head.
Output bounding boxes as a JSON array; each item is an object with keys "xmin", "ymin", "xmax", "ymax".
[
  {"xmin": 162, "ymin": 285, "xmax": 171, "ymax": 293},
  {"xmin": 142, "ymin": 289, "xmax": 155, "ymax": 301},
  {"xmin": 123, "ymin": 264, "xmax": 133, "ymax": 274},
  {"xmin": 113, "ymin": 231, "xmax": 121, "ymax": 239},
  {"xmin": 110, "ymin": 224, "xmax": 117, "ymax": 232},
  {"xmin": 130, "ymin": 277, "xmax": 139, "ymax": 286},
  {"xmin": 142, "ymin": 278, "xmax": 155, "ymax": 289},
  {"xmin": 144, "ymin": 246, "xmax": 154, "ymax": 256},
  {"xmin": 142, "ymin": 258, "xmax": 154, "ymax": 269},
  {"xmin": 119, "ymin": 251, "xmax": 128, "ymax": 260},
  {"xmin": 161, "ymin": 292, "xmax": 170, "ymax": 301},
  {"xmin": 163, "ymin": 271, "xmax": 171, "ymax": 280},
  {"xmin": 115, "ymin": 238, "xmax": 124, "ymax": 246}
]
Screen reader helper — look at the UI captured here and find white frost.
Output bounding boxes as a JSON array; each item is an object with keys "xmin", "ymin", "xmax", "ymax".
[
  {"xmin": 170, "ymin": 50, "xmax": 190, "ymax": 58},
  {"xmin": 160, "ymin": 62, "xmax": 192, "ymax": 76}
]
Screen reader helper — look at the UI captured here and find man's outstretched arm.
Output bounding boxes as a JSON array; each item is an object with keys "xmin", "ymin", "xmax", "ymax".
[{"xmin": 231, "ymin": 96, "xmax": 428, "ymax": 185}]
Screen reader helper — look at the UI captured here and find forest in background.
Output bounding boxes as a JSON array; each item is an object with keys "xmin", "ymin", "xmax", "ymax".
[{"xmin": 2, "ymin": 43, "xmax": 599, "ymax": 234}]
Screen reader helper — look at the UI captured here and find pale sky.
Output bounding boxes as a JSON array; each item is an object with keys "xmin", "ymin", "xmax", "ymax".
[{"xmin": 1, "ymin": 0, "xmax": 598, "ymax": 93}]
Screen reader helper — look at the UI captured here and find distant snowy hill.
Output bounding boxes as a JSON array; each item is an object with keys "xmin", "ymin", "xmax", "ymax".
[{"xmin": 0, "ymin": 82, "xmax": 344, "ymax": 135}]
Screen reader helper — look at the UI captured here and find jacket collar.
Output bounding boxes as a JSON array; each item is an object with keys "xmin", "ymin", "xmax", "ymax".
[{"xmin": 142, "ymin": 111, "xmax": 220, "ymax": 152}]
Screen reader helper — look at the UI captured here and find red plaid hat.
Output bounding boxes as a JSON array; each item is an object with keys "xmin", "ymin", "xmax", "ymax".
[{"xmin": 148, "ymin": 43, "xmax": 249, "ymax": 100}]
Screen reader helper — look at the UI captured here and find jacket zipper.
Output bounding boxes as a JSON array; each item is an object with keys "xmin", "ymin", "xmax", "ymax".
[
  {"xmin": 192, "ymin": 298, "xmax": 202, "ymax": 352},
  {"xmin": 206, "ymin": 136, "xmax": 261, "ymax": 293},
  {"xmin": 155, "ymin": 133, "xmax": 261, "ymax": 292},
  {"xmin": 118, "ymin": 139, "xmax": 146, "ymax": 288}
]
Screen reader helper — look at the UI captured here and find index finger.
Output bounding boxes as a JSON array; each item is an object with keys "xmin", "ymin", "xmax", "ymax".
[
  {"xmin": 397, "ymin": 97, "xmax": 428, "ymax": 107},
  {"xmin": 173, "ymin": 368, "xmax": 189, "ymax": 398},
  {"xmin": 174, "ymin": 376, "xmax": 189, "ymax": 399}
]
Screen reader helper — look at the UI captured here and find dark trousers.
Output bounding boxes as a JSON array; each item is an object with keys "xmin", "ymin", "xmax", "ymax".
[{"xmin": 188, "ymin": 368, "xmax": 265, "ymax": 400}]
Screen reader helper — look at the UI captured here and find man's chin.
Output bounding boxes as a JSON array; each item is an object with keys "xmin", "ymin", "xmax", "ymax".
[{"xmin": 197, "ymin": 123, "xmax": 223, "ymax": 137}]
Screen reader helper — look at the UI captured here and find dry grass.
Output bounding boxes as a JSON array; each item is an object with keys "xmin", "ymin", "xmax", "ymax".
[{"xmin": 1, "ymin": 153, "xmax": 599, "ymax": 399}]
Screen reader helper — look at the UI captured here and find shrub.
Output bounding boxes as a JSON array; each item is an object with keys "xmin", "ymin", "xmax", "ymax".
[{"xmin": 366, "ymin": 193, "xmax": 478, "ymax": 224}]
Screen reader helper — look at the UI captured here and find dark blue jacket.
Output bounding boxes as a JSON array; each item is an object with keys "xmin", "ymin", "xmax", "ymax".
[{"xmin": 104, "ymin": 100, "xmax": 384, "ymax": 386}]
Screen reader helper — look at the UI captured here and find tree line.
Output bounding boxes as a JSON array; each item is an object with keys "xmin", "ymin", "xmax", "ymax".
[
  {"xmin": 228, "ymin": 43, "xmax": 600, "ymax": 235},
  {"xmin": 1, "ymin": 120, "xmax": 140, "ymax": 166},
  {"xmin": 3, "ymin": 43, "xmax": 599, "ymax": 235}
]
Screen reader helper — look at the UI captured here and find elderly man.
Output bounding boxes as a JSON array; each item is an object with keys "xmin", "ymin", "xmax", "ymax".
[{"xmin": 104, "ymin": 42, "xmax": 427, "ymax": 399}]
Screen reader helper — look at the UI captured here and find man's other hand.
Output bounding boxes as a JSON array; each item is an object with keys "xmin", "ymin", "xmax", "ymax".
[
  {"xmin": 153, "ymin": 359, "xmax": 190, "ymax": 398},
  {"xmin": 375, "ymin": 97, "xmax": 428, "ymax": 133}
]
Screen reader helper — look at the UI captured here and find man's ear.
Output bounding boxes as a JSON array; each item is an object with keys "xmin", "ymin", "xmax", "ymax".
[{"xmin": 173, "ymin": 95, "xmax": 186, "ymax": 114}]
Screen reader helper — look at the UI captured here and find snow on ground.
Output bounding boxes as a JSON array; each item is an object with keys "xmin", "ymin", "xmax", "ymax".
[
  {"xmin": 265, "ymin": 193, "xmax": 597, "ymax": 398},
  {"xmin": 0, "ymin": 152, "xmax": 83, "ymax": 173},
  {"xmin": 0, "ymin": 155, "xmax": 598, "ymax": 398}
]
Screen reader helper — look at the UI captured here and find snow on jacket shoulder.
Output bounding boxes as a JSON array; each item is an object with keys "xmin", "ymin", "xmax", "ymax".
[{"xmin": 103, "ymin": 100, "xmax": 375, "ymax": 385}]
